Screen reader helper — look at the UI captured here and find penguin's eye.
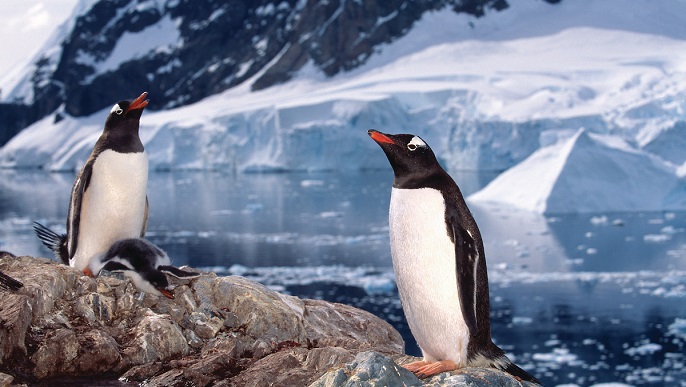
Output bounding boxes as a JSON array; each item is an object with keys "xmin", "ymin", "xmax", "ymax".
[
  {"xmin": 110, "ymin": 103, "xmax": 124, "ymax": 115},
  {"xmin": 407, "ymin": 136, "xmax": 427, "ymax": 151}
]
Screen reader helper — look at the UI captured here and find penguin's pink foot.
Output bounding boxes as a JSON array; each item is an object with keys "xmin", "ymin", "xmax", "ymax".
[
  {"xmin": 406, "ymin": 360, "xmax": 457, "ymax": 379},
  {"xmin": 402, "ymin": 360, "xmax": 430, "ymax": 372}
]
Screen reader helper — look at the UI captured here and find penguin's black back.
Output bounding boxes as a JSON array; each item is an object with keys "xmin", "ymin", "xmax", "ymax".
[{"xmin": 102, "ymin": 238, "xmax": 164, "ymax": 272}]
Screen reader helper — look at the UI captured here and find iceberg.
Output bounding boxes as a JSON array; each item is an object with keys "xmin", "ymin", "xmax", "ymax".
[{"xmin": 469, "ymin": 129, "xmax": 686, "ymax": 214}]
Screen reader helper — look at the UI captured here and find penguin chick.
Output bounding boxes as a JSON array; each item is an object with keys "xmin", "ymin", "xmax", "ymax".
[
  {"xmin": 368, "ymin": 129, "xmax": 540, "ymax": 384},
  {"xmin": 90, "ymin": 238, "xmax": 199, "ymax": 299},
  {"xmin": 64, "ymin": 92, "xmax": 151, "ymax": 275}
]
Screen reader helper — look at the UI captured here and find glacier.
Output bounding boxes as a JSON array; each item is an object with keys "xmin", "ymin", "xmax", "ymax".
[{"xmin": 1, "ymin": 0, "xmax": 686, "ymax": 213}]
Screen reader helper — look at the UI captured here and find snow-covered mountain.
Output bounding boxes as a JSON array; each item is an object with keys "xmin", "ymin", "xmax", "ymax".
[
  {"xmin": 2, "ymin": 0, "xmax": 686, "ymax": 213},
  {"xmin": 0, "ymin": 0, "xmax": 520, "ymax": 142}
]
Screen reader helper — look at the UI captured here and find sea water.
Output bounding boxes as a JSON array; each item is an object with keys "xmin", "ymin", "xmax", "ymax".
[{"xmin": 1, "ymin": 170, "xmax": 685, "ymax": 386}]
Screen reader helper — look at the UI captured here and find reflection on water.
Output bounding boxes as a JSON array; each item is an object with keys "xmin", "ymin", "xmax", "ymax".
[{"xmin": 1, "ymin": 170, "xmax": 686, "ymax": 386}]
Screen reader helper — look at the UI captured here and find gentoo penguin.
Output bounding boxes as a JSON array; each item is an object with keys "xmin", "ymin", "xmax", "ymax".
[
  {"xmin": 368, "ymin": 130, "xmax": 540, "ymax": 384},
  {"xmin": 34, "ymin": 92, "xmax": 150, "ymax": 275},
  {"xmin": 90, "ymin": 238, "xmax": 199, "ymax": 299},
  {"xmin": 0, "ymin": 251, "xmax": 23, "ymax": 291}
]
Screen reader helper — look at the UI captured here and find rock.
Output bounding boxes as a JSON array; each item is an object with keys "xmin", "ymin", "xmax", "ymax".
[
  {"xmin": 310, "ymin": 351, "xmax": 422, "ymax": 387},
  {"xmin": 313, "ymin": 352, "xmax": 541, "ymax": 387},
  {"xmin": 0, "ymin": 254, "xmax": 537, "ymax": 386},
  {"xmin": 421, "ymin": 367, "xmax": 541, "ymax": 387},
  {"xmin": 303, "ymin": 299, "xmax": 403, "ymax": 354},
  {"xmin": 0, "ymin": 373, "xmax": 13, "ymax": 387},
  {"xmin": 0, "ymin": 292, "xmax": 32, "ymax": 364},
  {"xmin": 0, "ymin": 255, "xmax": 404, "ymax": 384}
]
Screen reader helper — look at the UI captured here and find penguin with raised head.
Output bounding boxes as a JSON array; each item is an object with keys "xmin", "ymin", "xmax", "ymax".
[
  {"xmin": 0, "ymin": 251, "xmax": 23, "ymax": 291},
  {"xmin": 90, "ymin": 238, "xmax": 199, "ymax": 299},
  {"xmin": 34, "ymin": 92, "xmax": 150, "ymax": 276},
  {"xmin": 368, "ymin": 130, "xmax": 540, "ymax": 384}
]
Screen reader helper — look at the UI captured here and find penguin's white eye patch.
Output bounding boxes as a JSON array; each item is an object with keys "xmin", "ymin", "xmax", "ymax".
[
  {"xmin": 407, "ymin": 136, "xmax": 426, "ymax": 151},
  {"xmin": 110, "ymin": 104, "xmax": 124, "ymax": 115}
]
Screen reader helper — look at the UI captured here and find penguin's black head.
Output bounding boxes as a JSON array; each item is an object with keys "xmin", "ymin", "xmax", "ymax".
[
  {"xmin": 104, "ymin": 92, "xmax": 149, "ymax": 131},
  {"xmin": 145, "ymin": 270, "xmax": 175, "ymax": 299},
  {"xmin": 368, "ymin": 129, "xmax": 444, "ymax": 188}
]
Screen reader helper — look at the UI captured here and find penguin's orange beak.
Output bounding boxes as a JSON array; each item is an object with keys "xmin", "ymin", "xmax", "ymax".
[
  {"xmin": 368, "ymin": 129, "xmax": 395, "ymax": 145},
  {"xmin": 127, "ymin": 92, "xmax": 149, "ymax": 112},
  {"xmin": 158, "ymin": 288, "xmax": 175, "ymax": 299}
]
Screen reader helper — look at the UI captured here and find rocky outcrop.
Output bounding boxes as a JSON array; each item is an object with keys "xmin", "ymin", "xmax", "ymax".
[{"xmin": 0, "ymin": 253, "xmax": 537, "ymax": 386}]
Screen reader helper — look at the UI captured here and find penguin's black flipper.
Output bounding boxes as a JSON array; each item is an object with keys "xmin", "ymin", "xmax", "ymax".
[
  {"xmin": 67, "ymin": 161, "xmax": 93, "ymax": 261},
  {"xmin": 159, "ymin": 265, "xmax": 201, "ymax": 279},
  {"xmin": 101, "ymin": 261, "xmax": 132, "ymax": 272},
  {"xmin": 450, "ymin": 220, "xmax": 479, "ymax": 335},
  {"xmin": 0, "ymin": 270, "xmax": 23, "ymax": 291},
  {"xmin": 33, "ymin": 222, "xmax": 69, "ymax": 264}
]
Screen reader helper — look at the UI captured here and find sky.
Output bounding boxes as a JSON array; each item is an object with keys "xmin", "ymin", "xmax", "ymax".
[{"xmin": 0, "ymin": 1, "xmax": 79, "ymax": 77}]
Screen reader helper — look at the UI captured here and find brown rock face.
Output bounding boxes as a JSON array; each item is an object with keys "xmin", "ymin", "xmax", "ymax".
[{"xmin": 0, "ymin": 254, "xmax": 403, "ymax": 385}]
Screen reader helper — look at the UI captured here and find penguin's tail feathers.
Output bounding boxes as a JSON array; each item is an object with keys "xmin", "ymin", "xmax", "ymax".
[
  {"xmin": 473, "ymin": 344, "xmax": 541, "ymax": 385},
  {"xmin": 498, "ymin": 358, "xmax": 541, "ymax": 385},
  {"xmin": 486, "ymin": 354, "xmax": 541, "ymax": 386},
  {"xmin": 0, "ymin": 270, "xmax": 23, "ymax": 291},
  {"xmin": 33, "ymin": 222, "xmax": 69, "ymax": 265}
]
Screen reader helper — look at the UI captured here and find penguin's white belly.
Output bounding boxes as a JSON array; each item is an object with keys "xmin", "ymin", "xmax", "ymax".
[
  {"xmin": 72, "ymin": 150, "xmax": 148, "ymax": 270},
  {"xmin": 389, "ymin": 187, "xmax": 470, "ymax": 364}
]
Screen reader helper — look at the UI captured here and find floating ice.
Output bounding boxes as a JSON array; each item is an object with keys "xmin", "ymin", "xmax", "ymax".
[
  {"xmin": 511, "ymin": 316, "xmax": 533, "ymax": 325},
  {"xmin": 532, "ymin": 348, "xmax": 579, "ymax": 365},
  {"xmin": 667, "ymin": 318, "xmax": 686, "ymax": 341},
  {"xmin": 643, "ymin": 234, "xmax": 672, "ymax": 243},
  {"xmin": 624, "ymin": 343, "xmax": 663, "ymax": 356},
  {"xmin": 300, "ymin": 180, "xmax": 325, "ymax": 188},
  {"xmin": 590, "ymin": 216, "xmax": 609, "ymax": 225}
]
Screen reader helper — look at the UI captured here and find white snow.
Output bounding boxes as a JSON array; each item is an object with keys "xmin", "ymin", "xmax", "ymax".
[
  {"xmin": 78, "ymin": 14, "xmax": 182, "ymax": 82},
  {"xmin": 2, "ymin": 0, "xmax": 686, "ymax": 213}
]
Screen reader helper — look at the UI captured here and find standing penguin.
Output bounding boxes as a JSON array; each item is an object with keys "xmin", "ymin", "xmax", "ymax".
[
  {"xmin": 35, "ymin": 92, "xmax": 150, "ymax": 275},
  {"xmin": 368, "ymin": 130, "xmax": 540, "ymax": 384}
]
